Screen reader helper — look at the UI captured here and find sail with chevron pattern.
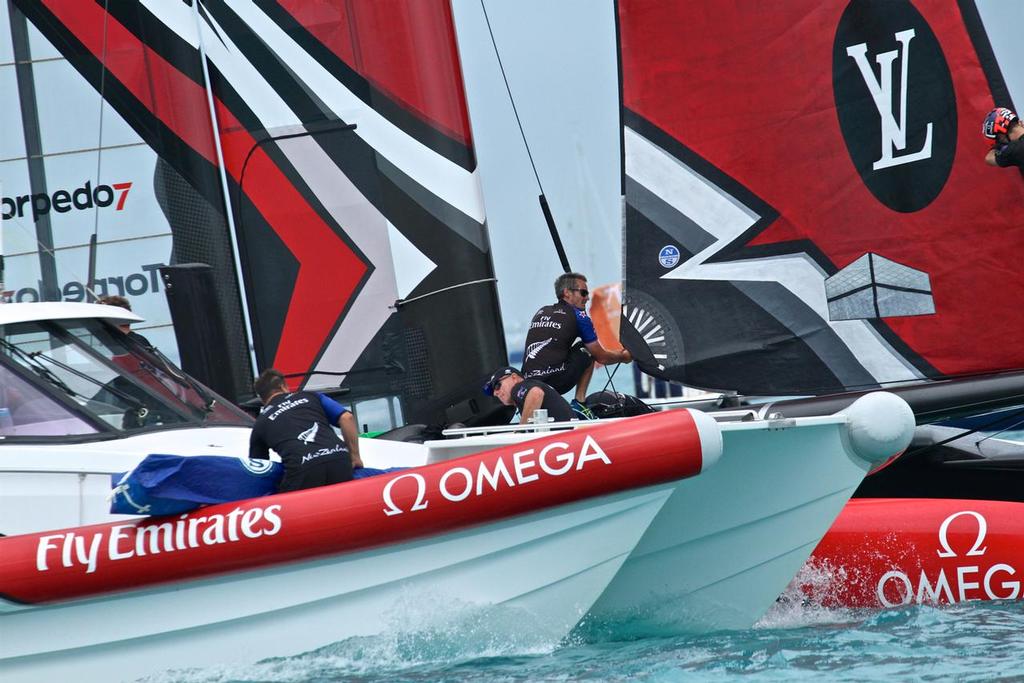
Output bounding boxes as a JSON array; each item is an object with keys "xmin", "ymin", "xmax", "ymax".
[
  {"xmin": 618, "ymin": 0, "xmax": 1024, "ymax": 395},
  {"xmin": 3, "ymin": 0, "xmax": 506, "ymax": 424}
]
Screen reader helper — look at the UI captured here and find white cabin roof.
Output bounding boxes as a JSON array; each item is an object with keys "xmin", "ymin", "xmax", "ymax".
[{"xmin": 0, "ymin": 302, "xmax": 143, "ymax": 326}]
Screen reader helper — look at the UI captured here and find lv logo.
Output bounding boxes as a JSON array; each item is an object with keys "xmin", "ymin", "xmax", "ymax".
[{"xmin": 846, "ymin": 29, "xmax": 934, "ymax": 170}]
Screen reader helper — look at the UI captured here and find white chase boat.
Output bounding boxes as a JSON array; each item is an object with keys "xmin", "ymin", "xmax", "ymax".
[
  {"xmin": 0, "ymin": 303, "xmax": 914, "ymax": 681},
  {"xmin": 2, "ymin": 307, "xmax": 705, "ymax": 681}
]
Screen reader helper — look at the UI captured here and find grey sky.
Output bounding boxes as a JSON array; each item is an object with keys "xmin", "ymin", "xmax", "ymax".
[{"xmin": 452, "ymin": 0, "xmax": 621, "ymax": 356}]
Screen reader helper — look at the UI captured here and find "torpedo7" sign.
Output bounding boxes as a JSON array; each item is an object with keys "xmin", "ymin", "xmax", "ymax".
[{"xmin": 2, "ymin": 181, "xmax": 133, "ymax": 222}]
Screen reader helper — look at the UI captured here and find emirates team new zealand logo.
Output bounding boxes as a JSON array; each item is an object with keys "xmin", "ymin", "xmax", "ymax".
[{"xmin": 833, "ymin": 0, "xmax": 956, "ymax": 213}]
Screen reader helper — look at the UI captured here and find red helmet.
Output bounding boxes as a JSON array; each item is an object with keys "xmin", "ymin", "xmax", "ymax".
[{"xmin": 983, "ymin": 107, "xmax": 1018, "ymax": 139}]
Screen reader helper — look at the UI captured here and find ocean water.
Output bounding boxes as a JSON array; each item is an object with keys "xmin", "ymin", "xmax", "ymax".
[{"xmin": 140, "ymin": 598, "xmax": 1024, "ymax": 682}]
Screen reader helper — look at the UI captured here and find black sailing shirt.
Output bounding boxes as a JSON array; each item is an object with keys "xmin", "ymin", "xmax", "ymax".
[{"xmin": 249, "ymin": 391, "xmax": 353, "ymax": 492}]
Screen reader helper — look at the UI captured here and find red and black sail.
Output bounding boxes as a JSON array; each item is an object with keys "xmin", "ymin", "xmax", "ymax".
[{"xmin": 619, "ymin": 0, "xmax": 1024, "ymax": 395}]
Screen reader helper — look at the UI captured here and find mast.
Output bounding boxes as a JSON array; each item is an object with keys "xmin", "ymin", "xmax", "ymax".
[{"xmin": 191, "ymin": 1, "xmax": 258, "ymax": 380}]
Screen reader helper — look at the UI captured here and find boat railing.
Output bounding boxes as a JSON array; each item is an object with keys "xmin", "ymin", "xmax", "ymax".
[
  {"xmin": 705, "ymin": 409, "xmax": 759, "ymax": 422},
  {"xmin": 441, "ymin": 419, "xmax": 600, "ymax": 439},
  {"xmin": 441, "ymin": 407, "xmax": 760, "ymax": 440}
]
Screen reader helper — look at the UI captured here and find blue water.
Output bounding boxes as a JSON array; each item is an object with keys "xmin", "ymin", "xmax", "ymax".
[{"xmin": 142, "ymin": 599, "xmax": 1024, "ymax": 682}]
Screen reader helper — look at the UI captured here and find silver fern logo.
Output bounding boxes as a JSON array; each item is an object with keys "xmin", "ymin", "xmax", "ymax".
[
  {"xmin": 526, "ymin": 338, "xmax": 553, "ymax": 360},
  {"xmin": 297, "ymin": 422, "xmax": 319, "ymax": 444}
]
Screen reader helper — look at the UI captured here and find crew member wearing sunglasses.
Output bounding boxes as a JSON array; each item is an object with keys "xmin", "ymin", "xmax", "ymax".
[{"xmin": 520, "ymin": 272, "xmax": 632, "ymax": 419}]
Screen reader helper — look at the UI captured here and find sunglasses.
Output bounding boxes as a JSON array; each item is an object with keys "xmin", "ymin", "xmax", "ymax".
[{"xmin": 569, "ymin": 288, "xmax": 590, "ymax": 297}]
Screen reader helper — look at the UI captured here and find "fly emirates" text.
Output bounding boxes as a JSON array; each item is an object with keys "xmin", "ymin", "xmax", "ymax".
[{"xmin": 36, "ymin": 504, "xmax": 282, "ymax": 574}]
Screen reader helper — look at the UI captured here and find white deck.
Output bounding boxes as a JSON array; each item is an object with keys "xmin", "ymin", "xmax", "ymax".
[{"xmin": 0, "ymin": 301, "xmax": 141, "ymax": 325}]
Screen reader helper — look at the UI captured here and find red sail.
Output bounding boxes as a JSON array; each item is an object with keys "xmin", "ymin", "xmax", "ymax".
[
  {"xmin": 6, "ymin": 0, "xmax": 505, "ymax": 424},
  {"xmin": 619, "ymin": 0, "xmax": 1024, "ymax": 395}
]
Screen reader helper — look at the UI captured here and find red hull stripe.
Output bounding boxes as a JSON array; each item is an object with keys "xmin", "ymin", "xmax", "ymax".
[
  {"xmin": 808, "ymin": 498, "xmax": 1024, "ymax": 607},
  {"xmin": 41, "ymin": 0, "xmax": 367, "ymax": 376},
  {"xmin": 0, "ymin": 411, "xmax": 704, "ymax": 605}
]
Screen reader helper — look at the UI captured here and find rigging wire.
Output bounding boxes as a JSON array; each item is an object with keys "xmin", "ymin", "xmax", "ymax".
[
  {"xmin": 86, "ymin": 0, "xmax": 112, "ymax": 300},
  {"xmin": 902, "ymin": 405, "xmax": 1024, "ymax": 458},
  {"xmin": 393, "ymin": 278, "xmax": 498, "ymax": 308},
  {"xmin": 479, "ymin": 0, "xmax": 639, "ymax": 403},
  {"xmin": 479, "ymin": 0, "xmax": 542, "ymax": 190},
  {"xmin": 479, "ymin": 0, "xmax": 572, "ymax": 273},
  {"xmin": 973, "ymin": 411, "xmax": 1024, "ymax": 446},
  {"xmin": 480, "ymin": 0, "xmax": 644, "ymax": 402},
  {"xmin": 601, "ymin": 362, "xmax": 621, "ymax": 394}
]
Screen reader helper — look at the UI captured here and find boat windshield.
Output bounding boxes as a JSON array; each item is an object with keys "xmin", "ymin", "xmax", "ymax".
[
  {"xmin": 63, "ymin": 319, "xmax": 250, "ymax": 426},
  {"xmin": 0, "ymin": 363, "xmax": 98, "ymax": 437},
  {"xmin": 0, "ymin": 319, "xmax": 251, "ymax": 436}
]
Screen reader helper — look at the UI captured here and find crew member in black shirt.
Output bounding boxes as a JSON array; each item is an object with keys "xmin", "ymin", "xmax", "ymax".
[
  {"xmin": 520, "ymin": 272, "xmax": 631, "ymax": 418},
  {"xmin": 983, "ymin": 107, "xmax": 1024, "ymax": 168},
  {"xmin": 249, "ymin": 368, "xmax": 362, "ymax": 493},
  {"xmin": 484, "ymin": 366, "xmax": 574, "ymax": 424}
]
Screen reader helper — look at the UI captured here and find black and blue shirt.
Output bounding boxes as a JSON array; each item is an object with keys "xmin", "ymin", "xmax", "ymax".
[
  {"xmin": 249, "ymin": 391, "xmax": 352, "ymax": 491},
  {"xmin": 520, "ymin": 301, "xmax": 597, "ymax": 378}
]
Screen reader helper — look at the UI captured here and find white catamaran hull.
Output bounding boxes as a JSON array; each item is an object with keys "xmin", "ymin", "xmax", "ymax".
[
  {"xmin": 587, "ymin": 415, "xmax": 891, "ymax": 633},
  {"xmin": 0, "ymin": 323, "xmax": 911, "ymax": 675},
  {"xmin": 1, "ymin": 487, "xmax": 671, "ymax": 683},
  {"xmin": 422, "ymin": 392, "xmax": 915, "ymax": 635},
  {"xmin": 1, "ymin": 409, "xmax": 717, "ymax": 682}
]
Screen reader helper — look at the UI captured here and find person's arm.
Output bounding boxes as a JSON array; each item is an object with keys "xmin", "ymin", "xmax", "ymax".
[
  {"xmin": 249, "ymin": 427, "xmax": 269, "ymax": 460},
  {"xmin": 318, "ymin": 393, "xmax": 361, "ymax": 467},
  {"xmin": 986, "ymin": 148, "xmax": 999, "ymax": 166},
  {"xmin": 576, "ymin": 308, "xmax": 632, "ymax": 364},
  {"xmin": 584, "ymin": 340, "xmax": 633, "ymax": 365},
  {"xmin": 338, "ymin": 411, "xmax": 363, "ymax": 468},
  {"xmin": 992, "ymin": 139, "xmax": 1024, "ymax": 168},
  {"xmin": 318, "ymin": 393, "xmax": 348, "ymax": 423},
  {"xmin": 519, "ymin": 386, "xmax": 545, "ymax": 424}
]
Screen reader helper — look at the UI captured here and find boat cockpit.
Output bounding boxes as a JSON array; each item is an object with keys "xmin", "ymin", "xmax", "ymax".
[{"xmin": 0, "ymin": 306, "xmax": 250, "ymax": 442}]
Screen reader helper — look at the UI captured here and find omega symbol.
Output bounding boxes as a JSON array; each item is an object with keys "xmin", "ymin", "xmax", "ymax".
[{"xmin": 936, "ymin": 510, "xmax": 988, "ymax": 558}]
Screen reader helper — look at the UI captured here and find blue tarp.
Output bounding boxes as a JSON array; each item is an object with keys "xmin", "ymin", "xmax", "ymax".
[
  {"xmin": 110, "ymin": 455, "xmax": 406, "ymax": 516},
  {"xmin": 110, "ymin": 454, "xmax": 283, "ymax": 516}
]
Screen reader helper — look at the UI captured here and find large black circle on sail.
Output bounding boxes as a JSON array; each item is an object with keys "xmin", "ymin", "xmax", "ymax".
[{"xmin": 832, "ymin": 0, "xmax": 956, "ymax": 213}]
